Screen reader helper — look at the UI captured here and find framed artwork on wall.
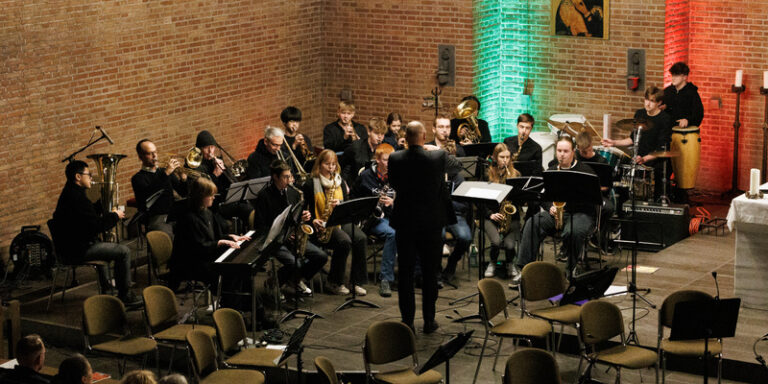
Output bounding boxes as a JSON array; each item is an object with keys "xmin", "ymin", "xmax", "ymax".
[{"xmin": 551, "ymin": 0, "xmax": 608, "ymax": 39}]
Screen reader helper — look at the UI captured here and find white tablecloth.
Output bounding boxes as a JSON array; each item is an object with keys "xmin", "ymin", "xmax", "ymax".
[{"xmin": 726, "ymin": 183, "xmax": 768, "ymax": 310}]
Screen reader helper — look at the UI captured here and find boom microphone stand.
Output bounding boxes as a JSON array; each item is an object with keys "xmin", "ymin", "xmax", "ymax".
[{"xmin": 61, "ymin": 126, "xmax": 114, "ymax": 163}]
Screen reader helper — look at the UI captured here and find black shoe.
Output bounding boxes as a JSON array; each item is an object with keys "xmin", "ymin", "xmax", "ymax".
[
  {"xmin": 119, "ymin": 291, "xmax": 142, "ymax": 307},
  {"xmin": 556, "ymin": 248, "xmax": 568, "ymax": 263},
  {"xmin": 437, "ymin": 280, "xmax": 444, "ymax": 290},
  {"xmin": 423, "ymin": 320, "xmax": 439, "ymax": 334}
]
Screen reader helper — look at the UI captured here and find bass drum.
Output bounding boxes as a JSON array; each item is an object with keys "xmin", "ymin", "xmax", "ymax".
[{"xmin": 10, "ymin": 225, "xmax": 54, "ymax": 280}]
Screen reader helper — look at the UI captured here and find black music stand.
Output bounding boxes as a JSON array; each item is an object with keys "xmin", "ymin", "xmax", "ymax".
[
  {"xmin": 327, "ymin": 196, "xmax": 381, "ymax": 312},
  {"xmin": 224, "ymin": 176, "xmax": 270, "ymax": 204},
  {"xmin": 670, "ymin": 298, "xmax": 741, "ymax": 384},
  {"xmin": 461, "ymin": 142, "xmax": 497, "ymax": 158},
  {"xmin": 449, "ymin": 181, "xmax": 513, "ymax": 322},
  {"xmin": 276, "ymin": 314, "xmax": 319, "ymax": 384},
  {"xmin": 419, "ymin": 330, "xmax": 474, "ymax": 384},
  {"xmin": 455, "ymin": 156, "xmax": 480, "ymax": 180},
  {"xmin": 542, "ymin": 170, "xmax": 602, "ymax": 277},
  {"xmin": 512, "ymin": 160, "xmax": 541, "ymax": 177},
  {"xmin": 560, "ymin": 267, "xmax": 618, "ymax": 305}
]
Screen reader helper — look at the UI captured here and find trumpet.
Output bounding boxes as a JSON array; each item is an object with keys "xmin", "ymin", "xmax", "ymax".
[
  {"xmin": 341, "ymin": 122, "xmax": 359, "ymax": 141},
  {"xmin": 553, "ymin": 201, "xmax": 566, "ymax": 231},
  {"xmin": 454, "ymin": 99, "xmax": 481, "ymax": 144}
]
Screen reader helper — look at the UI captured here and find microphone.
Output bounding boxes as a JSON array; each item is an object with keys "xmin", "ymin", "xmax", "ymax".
[
  {"xmin": 712, "ymin": 271, "xmax": 720, "ymax": 301},
  {"xmin": 97, "ymin": 126, "xmax": 114, "ymax": 145}
]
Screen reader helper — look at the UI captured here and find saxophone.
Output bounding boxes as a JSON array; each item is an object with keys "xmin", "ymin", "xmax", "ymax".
[
  {"xmin": 553, "ymin": 202, "xmax": 566, "ymax": 231},
  {"xmin": 316, "ymin": 180, "xmax": 338, "ymax": 244},
  {"xmin": 288, "ymin": 184, "xmax": 314, "ymax": 256},
  {"xmin": 497, "ymin": 200, "xmax": 518, "ymax": 235},
  {"xmin": 511, "ymin": 138, "xmax": 524, "ymax": 161}
]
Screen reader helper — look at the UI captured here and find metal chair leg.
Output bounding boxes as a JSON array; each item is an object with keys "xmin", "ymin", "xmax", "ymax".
[
  {"xmin": 47, "ymin": 266, "xmax": 61, "ymax": 311},
  {"xmin": 492, "ymin": 336, "xmax": 504, "ymax": 371},
  {"xmin": 472, "ymin": 334, "xmax": 489, "ymax": 384}
]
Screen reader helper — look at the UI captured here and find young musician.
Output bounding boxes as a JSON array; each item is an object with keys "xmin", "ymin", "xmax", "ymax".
[
  {"xmin": 439, "ymin": 138, "xmax": 472, "ymax": 285},
  {"xmin": 302, "ymin": 149, "xmax": 368, "ymax": 296},
  {"xmin": 602, "ymin": 85, "xmax": 673, "ymax": 200},
  {"xmin": 169, "ymin": 177, "xmax": 250, "ymax": 289},
  {"xmin": 322, "ymin": 101, "xmax": 368, "ymax": 153},
  {"xmin": 245, "ymin": 126, "xmax": 288, "ymax": 180},
  {"xmin": 382, "ymin": 112, "xmax": 404, "ymax": 150},
  {"xmin": 389, "ymin": 121, "xmax": 456, "ymax": 334},
  {"xmin": 53, "ymin": 160, "xmax": 139, "ymax": 306},
  {"xmin": 663, "ymin": 62, "xmax": 704, "ymax": 130},
  {"xmin": 449, "ymin": 95, "xmax": 492, "ymax": 144},
  {"xmin": 574, "ymin": 131, "xmax": 607, "ymax": 164},
  {"xmin": 341, "ymin": 117, "xmax": 386, "ymax": 185},
  {"xmin": 514, "ymin": 136, "xmax": 597, "ymax": 284},
  {"xmin": 131, "ymin": 139, "xmax": 188, "ymax": 236},
  {"xmin": 280, "ymin": 106, "xmax": 314, "ymax": 166},
  {"xmin": 352, "ymin": 143, "xmax": 396, "ymax": 297},
  {"xmin": 482, "ymin": 144, "xmax": 522, "ymax": 278},
  {"xmin": 503, "ymin": 113, "xmax": 543, "ymax": 175},
  {"xmin": 427, "ymin": 112, "xmax": 465, "ymax": 157},
  {"xmin": 252, "ymin": 161, "xmax": 328, "ymax": 295}
]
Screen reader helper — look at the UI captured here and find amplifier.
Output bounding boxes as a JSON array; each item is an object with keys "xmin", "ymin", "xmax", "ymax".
[{"xmin": 616, "ymin": 202, "xmax": 690, "ymax": 251}]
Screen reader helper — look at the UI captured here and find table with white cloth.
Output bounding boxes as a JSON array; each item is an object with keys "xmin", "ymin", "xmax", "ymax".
[{"xmin": 727, "ymin": 183, "xmax": 768, "ymax": 310}]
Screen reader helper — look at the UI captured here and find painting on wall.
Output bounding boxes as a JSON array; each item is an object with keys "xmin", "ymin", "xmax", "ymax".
[{"xmin": 551, "ymin": 0, "xmax": 608, "ymax": 38}]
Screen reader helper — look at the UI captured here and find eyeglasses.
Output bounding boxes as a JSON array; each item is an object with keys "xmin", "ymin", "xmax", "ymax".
[{"xmin": 78, "ymin": 172, "xmax": 92, "ymax": 177}]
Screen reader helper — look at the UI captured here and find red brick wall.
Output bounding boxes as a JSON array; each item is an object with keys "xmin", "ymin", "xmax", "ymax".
[{"xmin": 0, "ymin": 0, "xmax": 325, "ymax": 258}]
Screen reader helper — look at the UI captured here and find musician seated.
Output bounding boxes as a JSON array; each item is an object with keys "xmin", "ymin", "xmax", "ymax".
[
  {"xmin": 245, "ymin": 125, "xmax": 289, "ymax": 180},
  {"xmin": 281, "ymin": 106, "xmax": 315, "ymax": 167},
  {"xmin": 323, "ymin": 101, "xmax": 368, "ymax": 153},
  {"xmin": 449, "ymin": 95, "xmax": 492, "ymax": 145},
  {"xmin": 168, "ymin": 177, "xmax": 250, "ymax": 290},
  {"xmin": 602, "ymin": 85, "xmax": 673, "ymax": 201},
  {"xmin": 575, "ymin": 131, "xmax": 615, "ymax": 252},
  {"xmin": 341, "ymin": 117, "xmax": 386, "ymax": 185},
  {"xmin": 503, "ymin": 113, "xmax": 543, "ymax": 175},
  {"xmin": 131, "ymin": 139, "xmax": 188, "ymax": 237},
  {"xmin": 351, "ymin": 143, "xmax": 396, "ymax": 297},
  {"xmin": 441, "ymin": 167, "xmax": 472, "ymax": 285},
  {"xmin": 0, "ymin": 335, "xmax": 50, "ymax": 384},
  {"xmin": 53, "ymin": 160, "xmax": 139, "ymax": 306},
  {"xmin": 303, "ymin": 149, "xmax": 368, "ymax": 296},
  {"xmin": 382, "ymin": 112, "xmax": 405, "ymax": 150},
  {"xmin": 482, "ymin": 144, "xmax": 522, "ymax": 279},
  {"xmin": 427, "ymin": 112, "xmax": 465, "ymax": 156},
  {"xmin": 514, "ymin": 136, "xmax": 597, "ymax": 284},
  {"xmin": 252, "ymin": 161, "xmax": 328, "ymax": 296}
]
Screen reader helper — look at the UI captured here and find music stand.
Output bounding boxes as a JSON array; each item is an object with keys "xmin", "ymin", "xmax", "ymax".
[
  {"xmin": 512, "ymin": 160, "xmax": 540, "ymax": 177},
  {"xmin": 326, "ymin": 196, "xmax": 381, "ymax": 312},
  {"xmin": 455, "ymin": 156, "xmax": 479, "ymax": 180},
  {"xmin": 583, "ymin": 162, "xmax": 613, "ymax": 190},
  {"xmin": 419, "ymin": 330, "xmax": 474, "ymax": 384},
  {"xmin": 670, "ymin": 298, "xmax": 741, "ymax": 384},
  {"xmin": 461, "ymin": 142, "xmax": 497, "ymax": 158},
  {"xmin": 560, "ymin": 267, "xmax": 618, "ymax": 305},
  {"xmin": 542, "ymin": 170, "xmax": 602, "ymax": 277},
  {"xmin": 449, "ymin": 181, "xmax": 513, "ymax": 322},
  {"xmin": 223, "ymin": 176, "xmax": 270, "ymax": 205},
  {"xmin": 275, "ymin": 314, "xmax": 319, "ymax": 384}
]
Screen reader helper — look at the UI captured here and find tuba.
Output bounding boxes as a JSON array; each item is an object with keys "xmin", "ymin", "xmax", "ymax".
[
  {"xmin": 316, "ymin": 180, "xmax": 338, "ymax": 244},
  {"xmin": 497, "ymin": 200, "xmax": 518, "ymax": 235},
  {"xmin": 553, "ymin": 201, "xmax": 566, "ymax": 231},
  {"xmin": 87, "ymin": 153, "xmax": 127, "ymax": 242},
  {"xmin": 454, "ymin": 99, "xmax": 481, "ymax": 144}
]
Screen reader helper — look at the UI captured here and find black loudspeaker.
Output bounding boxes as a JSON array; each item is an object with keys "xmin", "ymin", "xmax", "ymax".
[{"xmin": 617, "ymin": 202, "xmax": 690, "ymax": 252}]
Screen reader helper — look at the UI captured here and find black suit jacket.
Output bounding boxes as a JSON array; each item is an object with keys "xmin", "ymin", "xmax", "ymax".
[
  {"xmin": 341, "ymin": 138, "xmax": 374, "ymax": 185},
  {"xmin": 323, "ymin": 120, "xmax": 368, "ymax": 153},
  {"xmin": 388, "ymin": 146, "xmax": 455, "ymax": 232}
]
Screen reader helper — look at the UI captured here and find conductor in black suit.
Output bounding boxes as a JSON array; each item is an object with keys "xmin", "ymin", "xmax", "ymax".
[{"xmin": 389, "ymin": 121, "xmax": 456, "ymax": 334}]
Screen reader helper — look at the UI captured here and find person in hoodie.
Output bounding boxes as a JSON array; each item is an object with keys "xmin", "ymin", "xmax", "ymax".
[{"xmin": 245, "ymin": 125, "xmax": 289, "ymax": 180}]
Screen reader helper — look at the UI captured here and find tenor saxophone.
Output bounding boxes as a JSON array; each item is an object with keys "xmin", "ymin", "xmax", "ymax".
[
  {"xmin": 317, "ymin": 180, "xmax": 338, "ymax": 244},
  {"xmin": 553, "ymin": 202, "xmax": 566, "ymax": 231},
  {"xmin": 288, "ymin": 184, "xmax": 314, "ymax": 256},
  {"xmin": 497, "ymin": 200, "xmax": 518, "ymax": 235}
]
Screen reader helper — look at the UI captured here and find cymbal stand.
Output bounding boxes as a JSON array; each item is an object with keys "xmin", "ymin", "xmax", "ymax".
[
  {"xmin": 658, "ymin": 145, "xmax": 671, "ymax": 206},
  {"xmin": 726, "ymin": 85, "xmax": 746, "ymax": 196}
]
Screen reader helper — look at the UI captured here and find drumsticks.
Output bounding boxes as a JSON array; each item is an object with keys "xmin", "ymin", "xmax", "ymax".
[{"xmin": 583, "ymin": 119, "xmax": 603, "ymax": 141}]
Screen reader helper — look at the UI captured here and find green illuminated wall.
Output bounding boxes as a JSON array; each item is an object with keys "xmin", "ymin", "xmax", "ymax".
[{"xmin": 474, "ymin": 0, "xmax": 540, "ymax": 141}]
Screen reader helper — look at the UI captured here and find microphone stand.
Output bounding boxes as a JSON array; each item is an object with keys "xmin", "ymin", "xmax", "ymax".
[{"xmin": 60, "ymin": 127, "xmax": 113, "ymax": 163}]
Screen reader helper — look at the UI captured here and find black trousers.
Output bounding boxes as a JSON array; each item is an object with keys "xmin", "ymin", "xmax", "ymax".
[{"xmin": 396, "ymin": 228, "xmax": 442, "ymax": 326}]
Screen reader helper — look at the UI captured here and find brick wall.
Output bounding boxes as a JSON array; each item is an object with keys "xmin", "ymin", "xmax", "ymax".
[{"xmin": 0, "ymin": 0, "xmax": 325, "ymax": 259}]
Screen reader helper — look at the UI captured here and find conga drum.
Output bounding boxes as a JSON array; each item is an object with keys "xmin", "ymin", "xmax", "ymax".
[{"xmin": 670, "ymin": 126, "xmax": 700, "ymax": 189}]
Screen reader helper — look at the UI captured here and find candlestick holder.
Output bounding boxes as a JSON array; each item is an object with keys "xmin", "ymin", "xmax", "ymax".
[
  {"xmin": 727, "ymin": 85, "xmax": 746, "ymax": 196},
  {"xmin": 760, "ymin": 86, "xmax": 768, "ymax": 184},
  {"xmin": 745, "ymin": 190, "xmax": 764, "ymax": 199}
]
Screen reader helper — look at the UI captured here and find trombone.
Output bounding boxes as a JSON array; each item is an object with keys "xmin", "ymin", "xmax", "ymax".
[
  {"xmin": 216, "ymin": 145, "xmax": 248, "ymax": 181},
  {"xmin": 163, "ymin": 147, "xmax": 205, "ymax": 178},
  {"xmin": 278, "ymin": 139, "xmax": 310, "ymax": 184}
]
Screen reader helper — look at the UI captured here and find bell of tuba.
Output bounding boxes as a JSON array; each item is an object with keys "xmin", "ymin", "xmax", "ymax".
[
  {"xmin": 454, "ymin": 99, "xmax": 481, "ymax": 144},
  {"xmin": 87, "ymin": 153, "xmax": 127, "ymax": 242}
]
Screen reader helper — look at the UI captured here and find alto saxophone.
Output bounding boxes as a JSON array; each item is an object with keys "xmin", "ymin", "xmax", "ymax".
[
  {"xmin": 497, "ymin": 200, "xmax": 518, "ymax": 235},
  {"xmin": 511, "ymin": 138, "xmax": 523, "ymax": 161},
  {"xmin": 553, "ymin": 201, "xmax": 566, "ymax": 231},
  {"xmin": 288, "ymin": 184, "xmax": 314, "ymax": 257},
  {"xmin": 317, "ymin": 180, "xmax": 338, "ymax": 244}
]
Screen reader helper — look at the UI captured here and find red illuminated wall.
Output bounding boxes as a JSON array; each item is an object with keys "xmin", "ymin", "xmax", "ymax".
[{"xmin": 666, "ymin": 0, "xmax": 768, "ymax": 192}]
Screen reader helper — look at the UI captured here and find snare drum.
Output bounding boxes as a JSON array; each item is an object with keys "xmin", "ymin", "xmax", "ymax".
[
  {"xmin": 615, "ymin": 164, "xmax": 654, "ymax": 201},
  {"xmin": 595, "ymin": 146, "xmax": 630, "ymax": 168}
]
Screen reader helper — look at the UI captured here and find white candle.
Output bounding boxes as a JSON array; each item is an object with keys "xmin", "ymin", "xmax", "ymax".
[
  {"xmin": 735, "ymin": 70, "xmax": 743, "ymax": 87},
  {"xmin": 603, "ymin": 113, "xmax": 611, "ymax": 140},
  {"xmin": 750, "ymin": 168, "xmax": 760, "ymax": 195},
  {"xmin": 763, "ymin": 71, "xmax": 768, "ymax": 89}
]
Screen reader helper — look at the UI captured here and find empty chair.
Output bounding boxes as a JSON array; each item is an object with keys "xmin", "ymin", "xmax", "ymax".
[
  {"xmin": 314, "ymin": 356, "xmax": 340, "ymax": 384},
  {"xmin": 146, "ymin": 230, "xmax": 173, "ymax": 283},
  {"xmin": 363, "ymin": 320, "xmax": 442, "ymax": 384},
  {"xmin": 212, "ymin": 308, "xmax": 283, "ymax": 369},
  {"xmin": 473, "ymin": 278, "xmax": 551, "ymax": 384},
  {"xmin": 82, "ymin": 295, "xmax": 158, "ymax": 377},
  {"xmin": 503, "ymin": 348, "xmax": 561, "ymax": 384},
  {"xmin": 658, "ymin": 290, "xmax": 722, "ymax": 384},
  {"xmin": 578, "ymin": 300, "xmax": 658, "ymax": 383},
  {"xmin": 186, "ymin": 329, "xmax": 265, "ymax": 384}
]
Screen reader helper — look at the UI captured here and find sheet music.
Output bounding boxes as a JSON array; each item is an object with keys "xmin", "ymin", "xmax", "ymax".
[
  {"xmin": 466, "ymin": 187, "xmax": 504, "ymax": 200},
  {"xmin": 215, "ymin": 230, "xmax": 256, "ymax": 263},
  {"xmin": 261, "ymin": 205, "xmax": 291, "ymax": 252}
]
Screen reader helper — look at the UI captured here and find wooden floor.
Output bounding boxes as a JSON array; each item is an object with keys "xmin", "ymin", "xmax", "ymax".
[{"xmin": 8, "ymin": 197, "xmax": 768, "ymax": 383}]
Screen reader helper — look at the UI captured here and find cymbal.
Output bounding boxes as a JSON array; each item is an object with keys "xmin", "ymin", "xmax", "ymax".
[
  {"xmin": 649, "ymin": 150, "xmax": 681, "ymax": 158},
  {"xmin": 615, "ymin": 118, "xmax": 651, "ymax": 131},
  {"xmin": 546, "ymin": 119, "xmax": 585, "ymax": 135}
]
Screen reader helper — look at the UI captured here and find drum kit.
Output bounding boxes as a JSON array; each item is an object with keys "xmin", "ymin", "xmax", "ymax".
[{"xmin": 547, "ymin": 116, "xmax": 700, "ymax": 203}]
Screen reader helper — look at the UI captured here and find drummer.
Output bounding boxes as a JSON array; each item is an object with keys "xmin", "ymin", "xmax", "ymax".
[
  {"xmin": 575, "ymin": 131, "xmax": 607, "ymax": 164},
  {"xmin": 602, "ymin": 85, "xmax": 673, "ymax": 201}
]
